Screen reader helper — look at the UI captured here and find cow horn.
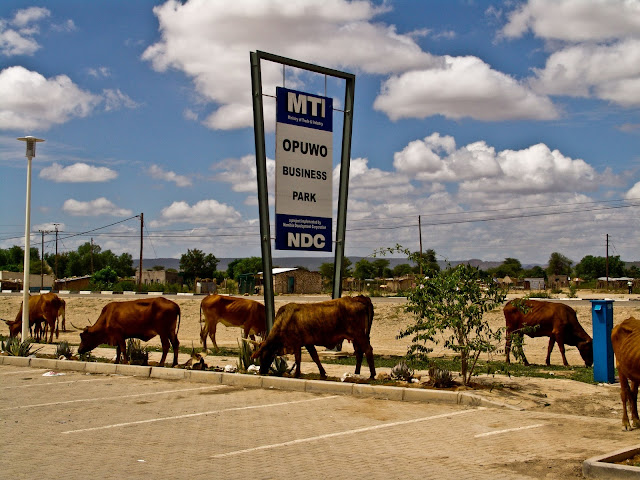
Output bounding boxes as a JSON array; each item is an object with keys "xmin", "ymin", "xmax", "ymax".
[{"xmin": 69, "ymin": 322, "xmax": 84, "ymax": 331}]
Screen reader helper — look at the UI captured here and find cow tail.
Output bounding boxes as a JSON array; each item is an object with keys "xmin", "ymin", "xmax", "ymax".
[{"xmin": 176, "ymin": 307, "xmax": 181, "ymax": 336}]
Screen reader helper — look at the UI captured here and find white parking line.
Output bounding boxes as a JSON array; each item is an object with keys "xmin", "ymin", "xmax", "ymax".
[
  {"xmin": 1, "ymin": 376, "xmax": 132, "ymax": 390},
  {"xmin": 0, "ymin": 385, "xmax": 226, "ymax": 410},
  {"xmin": 0, "ymin": 369, "xmax": 47, "ymax": 376},
  {"xmin": 474, "ymin": 423, "xmax": 545, "ymax": 438},
  {"xmin": 62, "ymin": 395, "xmax": 340, "ymax": 434},
  {"xmin": 212, "ymin": 408, "xmax": 485, "ymax": 458}
]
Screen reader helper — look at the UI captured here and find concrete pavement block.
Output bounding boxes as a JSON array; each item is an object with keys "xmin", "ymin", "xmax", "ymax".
[
  {"xmin": 150, "ymin": 366, "xmax": 186, "ymax": 380},
  {"xmin": 220, "ymin": 372, "xmax": 263, "ymax": 388},
  {"xmin": 185, "ymin": 370, "xmax": 223, "ymax": 384},
  {"xmin": 261, "ymin": 375, "xmax": 307, "ymax": 392},
  {"xmin": 353, "ymin": 383, "xmax": 405, "ymax": 401},
  {"xmin": 55, "ymin": 359, "xmax": 86, "ymax": 372},
  {"xmin": 85, "ymin": 362, "xmax": 117, "ymax": 374},
  {"xmin": 29, "ymin": 357, "xmax": 57, "ymax": 369},
  {"xmin": 2, "ymin": 356, "xmax": 30, "ymax": 367},
  {"xmin": 115, "ymin": 364, "xmax": 151, "ymax": 377},
  {"xmin": 403, "ymin": 387, "xmax": 459, "ymax": 404},
  {"xmin": 305, "ymin": 379, "xmax": 354, "ymax": 395}
]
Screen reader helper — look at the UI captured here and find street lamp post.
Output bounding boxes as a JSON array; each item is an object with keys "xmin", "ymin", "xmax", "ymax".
[{"xmin": 17, "ymin": 136, "xmax": 44, "ymax": 341}]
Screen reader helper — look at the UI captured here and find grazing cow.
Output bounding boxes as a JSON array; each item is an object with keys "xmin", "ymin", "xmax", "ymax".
[
  {"xmin": 199, "ymin": 294, "xmax": 266, "ymax": 351},
  {"xmin": 252, "ymin": 295, "xmax": 375, "ymax": 379},
  {"xmin": 611, "ymin": 317, "xmax": 640, "ymax": 431},
  {"xmin": 504, "ymin": 299, "xmax": 593, "ymax": 367},
  {"xmin": 4, "ymin": 293, "xmax": 65, "ymax": 343},
  {"xmin": 78, "ymin": 297, "xmax": 180, "ymax": 366}
]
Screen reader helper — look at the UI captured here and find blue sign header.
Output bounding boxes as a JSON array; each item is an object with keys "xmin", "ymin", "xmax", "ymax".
[{"xmin": 276, "ymin": 87, "xmax": 333, "ymax": 132}]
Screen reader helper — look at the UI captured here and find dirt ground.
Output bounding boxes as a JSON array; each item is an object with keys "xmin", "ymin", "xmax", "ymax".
[{"xmin": 1, "ymin": 292, "xmax": 638, "ymax": 426}]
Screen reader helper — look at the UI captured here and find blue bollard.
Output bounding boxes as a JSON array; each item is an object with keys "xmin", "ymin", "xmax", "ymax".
[{"xmin": 590, "ymin": 300, "xmax": 615, "ymax": 383}]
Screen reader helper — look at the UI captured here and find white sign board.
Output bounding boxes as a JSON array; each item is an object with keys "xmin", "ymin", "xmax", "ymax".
[{"xmin": 275, "ymin": 87, "xmax": 333, "ymax": 251}]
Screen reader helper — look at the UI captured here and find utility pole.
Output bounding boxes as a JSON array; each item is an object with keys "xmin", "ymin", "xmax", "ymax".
[
  {"xmin": 53, "ymin": 224, "xmax": 60, "ymax": 282},
  {"xmin": 138, "ymin": 213, "xmax": 143, "ymax": 290},
  {"xmin": 606, "ymin": 233, "xmax": 609, "ymax": 290},
  {"xmin": 418, "ymin": 215, "xmax": 423, "ymax": 276},
  {"xmin": 38, "ymin": 229, "xmax": 51, "ymax": 289},
  {"xmin": 90, "ymin": 238, "xmax": 94, "ymax": 274}
]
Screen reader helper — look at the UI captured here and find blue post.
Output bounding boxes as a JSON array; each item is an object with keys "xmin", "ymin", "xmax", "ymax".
[{"xmin": 590, "ymin": 300, "xmax": 615, "ymax": 383}]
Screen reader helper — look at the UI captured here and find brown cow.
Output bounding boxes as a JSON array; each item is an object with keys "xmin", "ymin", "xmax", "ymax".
[
  {"xmin": 78, "ymin": 297, "xmax": 180, "ymax": 366},
  {"xmin": 252, "ymin": 295, "xmax": 375, "ymax": 379},
  {"xmin": 504, "ymin": 299, "xmax": 593, "ymax": 367},
  {"xmin": 611, "ymin": 317, "xmax": 640, "ymax": 431},
  {"xmin": 4, "ymin": 293, "xmax": 64, "ymax": 343},
  {"xmin": 199, "ymin": 294, "xmax": 266, "ymax": 351}
]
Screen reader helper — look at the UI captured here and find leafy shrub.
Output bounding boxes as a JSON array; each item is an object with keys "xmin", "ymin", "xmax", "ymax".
[
  {"xmin": 1, "ymin": 337, "xmax": 41, "ymax": 356},
  {"xmin": 126, "ymin": 339, "xmax": 149, "ymax": 365},
  {"xmin": 390, "ymin": 360, "xmax": 414, "ymax": 381},
  {"xmin": 55, "ymin": 341, "xmax": 73, "ymax": 359},
  {"xmin": 78, "ymin": 351, "xmax": 96, "ymax": 362},
  {"xmin": 237, "ymin": 338, "xmax": 258, "ymax": 373},
  {"xmin": 400, "ymin": 263, "xmax": 506, "ymax": 386},
  {"xmin": 428, "ymin": 366, "xmax": 454, "ymax": 388}
]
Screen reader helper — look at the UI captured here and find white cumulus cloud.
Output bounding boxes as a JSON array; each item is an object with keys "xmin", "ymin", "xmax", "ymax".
[
  {"xmin": 63, "ymin": 197, "xmax": 132, "ymax": 216},
  {"xmin": 393, "ymin": 133, "xmax": 600, "ymax": 194},
  {"xmin": 39, "ymin": 162, "xmax": 118, "ymax": 183},
  {"xmin": 374, "ymin": 56, "xmax": 559, "ymax": 121},
  {"xmin": 148, "ymin": 164, "xmax": 192, "ymax": 187},
  {"xmin": 142, "ymin": 0, "xmax": 438, "ymax": 131},
  {"xmin": 0, "ymin": 7, "xmax": 50, "ymax": 56},
  {"xmin": 530, "ymin": 39, "xmax": 640, "ymax": 107},
  {"xmin": 501, "ymin": 0, "xmax": 640, "ymax": 42},
  {"xmin": 154, "ymin": 199, "xmax": 242, "ymax": 226},
  {"xmin": 0, "ymin": 66, "xmax": 100, "ymax": 130},
  {"xmin": 211, "ymin": 154, "xmax": 275, "ymax": 193}
]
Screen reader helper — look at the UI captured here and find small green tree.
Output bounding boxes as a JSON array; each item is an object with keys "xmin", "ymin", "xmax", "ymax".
[
  {"xmin": 399, "ymin": 263, "xmax": 506, "ymax": 386},
  {"xmin": 90, "ymin": 266, "xmax": 119, "ymax": 290}
]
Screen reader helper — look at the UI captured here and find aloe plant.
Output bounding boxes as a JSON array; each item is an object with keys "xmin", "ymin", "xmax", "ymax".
[
  {"xmin": 55, "ymin": 341, "xmax": 73, "ymax": 359},
  {"xmin": 1, "ymin": 337, "xmax": 42, "ymax": 357},
  {"xmin": 126, "ymin": 339, "xmax": 149, "ymax": 366}
]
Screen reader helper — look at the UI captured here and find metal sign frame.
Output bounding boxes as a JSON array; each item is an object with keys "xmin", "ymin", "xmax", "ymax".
[{"xmin": 250, "ymin": 50, "xmax": 355, "ymax": 332}]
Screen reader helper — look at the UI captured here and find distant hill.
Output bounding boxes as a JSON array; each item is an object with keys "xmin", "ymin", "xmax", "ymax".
[{"xmin": 133, "ymin": 256, "xmax": 536, "ymax": 273}]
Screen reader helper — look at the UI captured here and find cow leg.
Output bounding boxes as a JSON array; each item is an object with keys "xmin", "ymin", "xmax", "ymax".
[
  {"xmin": 353, "ymin": 344, "xmax": 364, "ymax": 375},
  {"xmin": 356, "ymin": 340, "xmax": 376, "ymax": 379},
  {"xmin": 159, "ymin": 336, "xmax": 170, "ymax": 367},
  {"xmin": 170, "ymin": 333, "xmax": 180, "ymax": 367},
  {"xmin": 546, "ymin": 336, "xmax": 556, "ymax": 366},
  {"xmin": 209, "ymin": 322, "xmax": 219, "ymax": 351},
  {"xmin": 115, "ymin": 341, "xmax": 125, "ymax": 364},
  {"xmin": 620, "ymin": 372, "xmax": 633, "ymax": 430},
  {"xmin": 557, "ymin": 342, "xmax": 569, "ymax": 366},
  {"xmin": 48, "ymin": 320, "xmax": 56, "ymax": 343},
  {"xmin": 293, "ymin": 348, "xmax": 303, "ymax": 378},
  {"xmin": 631, "ymin": 379, "xmax": 640, "ymax": 429},
  {"xmin": 305, "ymin": 345, "xmax": 326, "ymax": 379},
  {"xmin": 505, "ymin": 330, "xmax": 512, "ymax": 364},
  {"xmin": 365, "ymin": 345, "xmax": 376, "ymax": 379}
]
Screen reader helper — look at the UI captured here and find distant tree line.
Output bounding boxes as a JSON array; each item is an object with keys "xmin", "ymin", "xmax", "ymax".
[{"xmin": 0, "ymin": 244, "xmax": 637, "ymax": 290}]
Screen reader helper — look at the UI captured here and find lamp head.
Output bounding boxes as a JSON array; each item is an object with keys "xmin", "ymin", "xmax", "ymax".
[{"xmin": 17, "ymin": 136, "xmax": 45, "ymax": 158}]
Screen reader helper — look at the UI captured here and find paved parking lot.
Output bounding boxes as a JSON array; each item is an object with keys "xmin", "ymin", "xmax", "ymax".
[{"xmin": 0, "ymin": 364, "xmax": 633, "ymax": 479}]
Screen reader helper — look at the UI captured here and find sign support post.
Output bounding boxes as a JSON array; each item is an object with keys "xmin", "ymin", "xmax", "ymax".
[
  {"xmin": 250, "ymin": 51, "xmax": 275, "ymax": 332},
  {"xmin": 250, "ymin": 51, "xmax": 355, "ymax": 333}
]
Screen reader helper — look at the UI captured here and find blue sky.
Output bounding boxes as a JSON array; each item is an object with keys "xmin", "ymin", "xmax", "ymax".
[{"xmin": 0, "ymin": 0, "xmax": 638, "ymax": 266}]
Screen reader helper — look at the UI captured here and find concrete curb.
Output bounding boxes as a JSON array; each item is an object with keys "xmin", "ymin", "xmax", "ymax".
[
  {"xmin": 0, "ymin": 355, "xmax": 518, "ymax": 409},
  {"xmin": 583, "ymin": 444, "xmax": 640, "ymax": 479}
]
